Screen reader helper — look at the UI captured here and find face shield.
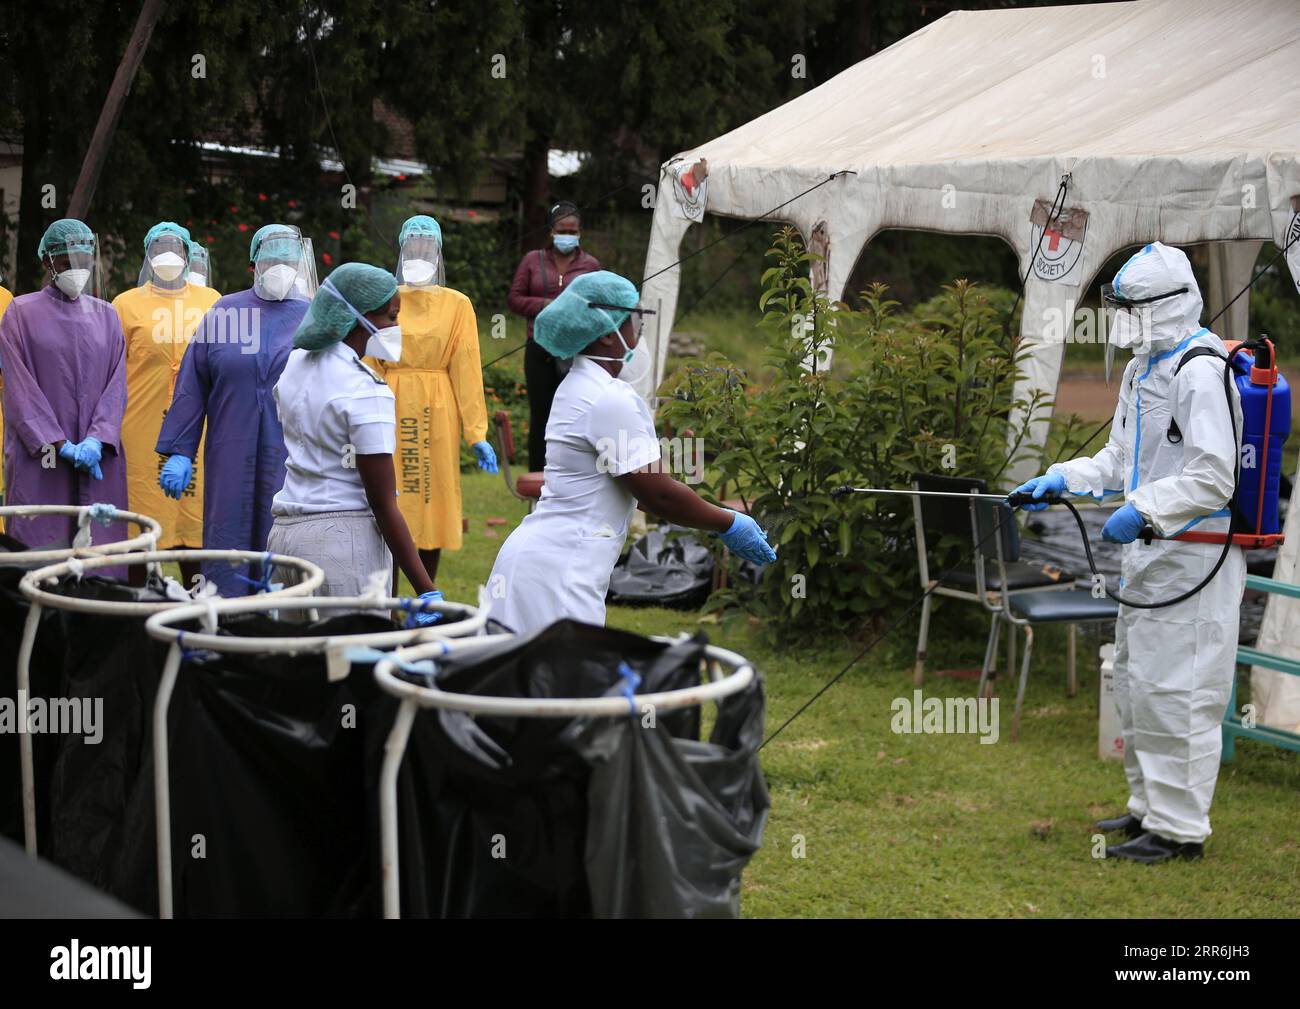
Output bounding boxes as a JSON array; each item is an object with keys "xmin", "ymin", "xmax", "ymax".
[
  {"xmin": 1100, "ymin": 281, "xmax": 1189, "ymax": 384},
  {"xmin": 44, "ymin": 234, "xmax": 101, "ymax": 302},
  {"xmin": 584, "ymin": 300, "xmax": 658, "ymax": 387},
  {"xmin": 251, "ymin": 227, "xmax": 316, "ymax": 302},
  {"xmin": 396, "ymin": 232, "xmax": 444, "ymax": 288},
  {"xmin": 138, "ymin": 232, "xmax": 191, "ymax": 290},
  {"xmin": 188, "ymin": 245, "xmax": 212, "ymax": 289}
]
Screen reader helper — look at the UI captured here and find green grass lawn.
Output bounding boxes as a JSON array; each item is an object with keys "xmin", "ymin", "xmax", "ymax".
[{"xmin": 419, "ymin": 469, "xmax": 1300, "ymax": 919}]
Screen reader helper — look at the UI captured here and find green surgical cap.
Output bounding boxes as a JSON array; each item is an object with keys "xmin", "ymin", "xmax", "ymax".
[
  {"xmin": 534, "ymin": 270, "xmax": 639, "ymax": 359},
  {"xmin": 293, "ymin": 262, "xmax": 397, "ymax": 351},
  {"xmin": 37, "ymin": 218, "xmax": 95, "ymax": 259},
  {"xmin": 399, "ymin": 214, "xmax": 442, "ymax": 247},
  {"xmin": 144, "ymin": 221, "xmax": 191, "ymax": 255},
  {"xmin": 250, "ymin": 222, "xmax": 301, "ymax": 263}
]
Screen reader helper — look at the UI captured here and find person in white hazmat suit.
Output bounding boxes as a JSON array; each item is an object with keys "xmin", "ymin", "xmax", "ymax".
[
  {"xmin": 486, "ymin": 270, "xmax": 777, "ymax": 634},
  {"xmin": 1012, "ymin": 242, "xmax": 1245, "ymax": 864}
]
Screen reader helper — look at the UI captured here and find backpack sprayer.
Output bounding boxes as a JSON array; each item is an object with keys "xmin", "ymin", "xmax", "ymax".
[{"xmin": 829, "ymin": 336, "xmax": 1290, "ymax": 610}]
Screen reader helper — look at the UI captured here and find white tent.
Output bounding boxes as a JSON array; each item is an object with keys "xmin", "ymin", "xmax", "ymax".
[
  {"xmin": 638, "ymin": 0, "xmax": 1300, "ymax": 724},
  {"xmin": 639, "ymin": 0, "xmax": 1299, "ymax": 481}
]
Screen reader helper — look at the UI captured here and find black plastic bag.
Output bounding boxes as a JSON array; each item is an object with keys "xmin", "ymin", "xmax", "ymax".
[
  {"xmin": 0, "ymin": 567, "xmax": 63, "ymax": 843},
  {"xmin": 146, "ymin": 611, "xmax": 400, "ymax": 917},
  {"xmin": 39, "ymin": 577, "xmax": 174, "ymax": 898},
  {"xmin": 607, "ymin": 525, "xmax": 714, "ymax": 608},
  {"xmin": 391, "ymin": 619, "xmax": 769, "ymax": 918}
]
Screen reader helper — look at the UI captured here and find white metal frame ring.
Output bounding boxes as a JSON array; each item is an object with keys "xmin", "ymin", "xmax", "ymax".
[{"xmin": 0, "ymin": 505, "xmax": 161, "ymax": 567}]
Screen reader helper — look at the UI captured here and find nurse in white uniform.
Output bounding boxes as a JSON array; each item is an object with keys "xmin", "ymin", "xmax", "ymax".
[
  {"xmin": 487, "ymin": 270, "xmax": 776, "ymax": 634},
  {"xmin": 268, "ymin": 262, "xmax": 442, "ymax": 622}
]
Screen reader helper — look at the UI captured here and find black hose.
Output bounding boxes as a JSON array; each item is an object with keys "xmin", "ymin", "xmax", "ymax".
[{"xmin": 1026, "ymin": 342, "xmax": 1246, "ymax": 610}]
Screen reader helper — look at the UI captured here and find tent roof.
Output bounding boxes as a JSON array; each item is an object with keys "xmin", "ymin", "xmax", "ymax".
[{"xmin": 680, "ymin": 0, "xmax": 1299, "ymax": 173}]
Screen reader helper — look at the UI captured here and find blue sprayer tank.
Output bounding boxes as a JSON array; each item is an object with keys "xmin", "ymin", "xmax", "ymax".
[{"xmin": 1231, "ymin": 340, "xmax": 1290, "ymax": 536}]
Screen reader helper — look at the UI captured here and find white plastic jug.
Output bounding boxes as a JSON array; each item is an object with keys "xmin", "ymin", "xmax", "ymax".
[{"xmin": 1098, "ymin": 642, "xmax": 1123, "ymax": 761}]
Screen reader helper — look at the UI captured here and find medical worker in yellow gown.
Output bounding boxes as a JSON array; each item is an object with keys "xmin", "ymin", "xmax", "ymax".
[
  {"xmin": 0, "ymin": 283, "xmax": 12, "ymax": 514},
  {"xmin": 112, "ymin": 222, "xmax": 220, "ymax": 583},
  {"xmin": 372, "ymin": 215, "xmax": 496, "ymax": 585}
]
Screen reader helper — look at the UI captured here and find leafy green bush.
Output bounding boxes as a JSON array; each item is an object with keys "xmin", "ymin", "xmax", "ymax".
[{"xmin": 658, "ymin": 227, "xmax": 1048, "ymax": 644}]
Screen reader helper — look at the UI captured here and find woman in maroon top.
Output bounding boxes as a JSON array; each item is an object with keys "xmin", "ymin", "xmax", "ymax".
[{"xmin": 507, "ymin": 201, "xmax": 601, "ymax": 469}]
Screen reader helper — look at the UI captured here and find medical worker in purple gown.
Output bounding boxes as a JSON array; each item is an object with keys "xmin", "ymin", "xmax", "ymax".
[
  {"xmin": 154, "ymin": 224, "xmax": 315, "ymax": 595},
  {"xmin": 0, "ymin": 219, "xmax": 128, "ymax": 548}
]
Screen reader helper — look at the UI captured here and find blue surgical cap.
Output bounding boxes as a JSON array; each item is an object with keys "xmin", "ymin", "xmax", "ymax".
[
  {"xmin": 250, "ymin": 223, "xmax": 302, "ymax": 263},
  {"xmin": 534, "ymin": 270, "xmax": 639, "ymax": 359},
  {"xmin": 37, "ymin": 218, "xmax": 95, "ymax": 260},
  {"xmin": 399, "ymin": 214, "xmax": 442, "ymax": 247},
  {"xmin": 293, "ymin": 262, "xmax": 398, "ymax": 351},
  {"xmin": 144, "ymin": 221, "xmax": 192, "ymax": 255}
]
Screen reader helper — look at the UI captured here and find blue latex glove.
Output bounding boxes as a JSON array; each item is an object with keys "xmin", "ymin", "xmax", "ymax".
[
  {"xmin": 58, "ymin": 441, "xmax": 78, "ymax": 466},
  {"xmin": 159, "ymin": 455, "xmax": 193, "ymax": 500},
  {"xmin": 1009, "ymin": 471, "xmax": 1067, "ymax": 511},
  {"xmin": 413, "ymin": 589, "xmax": 445, "ymax": 627},
  {"xmin": 73, "ymin": 436, "xmax": 101, "ymax": 469},
  {"xmin": 1102, "ymin": 503, "xmax": 1146, "ymax": 544},
  {"xmin": 472, "ymin": 440, "xmax": 498, "ymax": 474},
  {"xmin": 73, "ymin": 436, "xmax": 103, "ymax": 480},
  {"xmin": 719, "ymin": 510, "xmax": 777, "ymax": 566}
]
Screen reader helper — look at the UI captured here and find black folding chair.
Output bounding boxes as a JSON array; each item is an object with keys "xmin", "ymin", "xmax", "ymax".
[
  {"xmin": 972, "ymin": 498, "xmax": 1119, "ymax": 740},
  {"xmin": 912, "ymin": 473, "xmax": 1075, "ymax": 685}
]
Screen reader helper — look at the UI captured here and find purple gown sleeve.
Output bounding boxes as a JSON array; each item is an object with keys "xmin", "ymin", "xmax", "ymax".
[
  {"xmin": 85, "ymin": 316, "xmax": 127, "ymax": 456},
  {"xmin": 0, "ymin": 304, "xmax": 66, "ymax": 456},
  {"xmin": 155, "ymin": 326, "xmax": 211, "ymax": 460}
]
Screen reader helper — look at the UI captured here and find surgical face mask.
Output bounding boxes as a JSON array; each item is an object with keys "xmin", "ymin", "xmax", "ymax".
[
  {"xmin": 588, "ymin": 329, "xmax": 651, "ymax": 385},
  {"xmin": 553, "ymin": 234, "xmax": 580, "ymax": 254},
  {"xmin": 189, "ymin": 272, "xmax": 208, "ymax": 287},
  {"xmin": 365, "ymin": 324, "xmax": 403, "ymax": 363},
  {"xmin": 150, "ymin": 251, "xmax": 187, "ymax": 282},
  {"xmin": 1108, "ymin": 308, "xmax": 1148, "ymax": 350},
  {"xmin": 402, "ymin": 259, "xmax": 436, "ymax": 286},
  {"xmin": 257, "ymin": 263, "xmax": 298, "ymax": 301},
  {"xmin": 318, "ymin": 278, "xmax": 402, "ymax": 361},
  {"xmin": 54, "ymin": 268, "xmax": 91, "ymax": 299}
]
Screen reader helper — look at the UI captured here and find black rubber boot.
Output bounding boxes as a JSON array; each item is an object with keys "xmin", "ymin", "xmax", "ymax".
[
  {"xmin": 1107, "ymin": 832, "xmax": 1204, "ymax": 864},
  {"xmin": 1095, "ymin": 812, "xmax": 1145, "ymax": 838}
]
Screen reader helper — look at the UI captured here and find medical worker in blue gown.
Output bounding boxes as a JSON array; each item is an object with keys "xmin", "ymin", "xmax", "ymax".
[{"xmin": 155, "ymin": 224, "xmax": 316, "ymax": 596}]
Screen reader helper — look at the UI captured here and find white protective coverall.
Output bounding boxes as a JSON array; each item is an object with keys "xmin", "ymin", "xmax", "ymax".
[
  {"xmin": 1048, "ymin": 242, "xmax": 1245, "ymax": 845},
  {"xmin": 487, "ymin": 354, "xmax": 661, "ymax": 634}
]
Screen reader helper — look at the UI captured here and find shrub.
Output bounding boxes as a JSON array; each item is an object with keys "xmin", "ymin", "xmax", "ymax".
[{"xmin": 658, "ymin": 227, "xmax": 1048, "ymax": 644}]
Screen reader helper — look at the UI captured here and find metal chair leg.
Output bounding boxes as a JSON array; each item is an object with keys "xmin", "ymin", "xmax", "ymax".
[
  {"xmin": 914, "ymin": 591, "xmax": 934, "ymax": 686},
  {"xmin": 1012, "ymin": 625, "xmax": 1034, "ymax": 742},
  {"xmin": 1067, "ymin": 623, "xmax": 1078, "ymax": 698},
  {"xmin": 977, "ymin": 613, "xmax": 1001, "ymax": 699},
  {"xmin": 1007, "ymin": 623, "xmax": 1017, "ymax": 686}
]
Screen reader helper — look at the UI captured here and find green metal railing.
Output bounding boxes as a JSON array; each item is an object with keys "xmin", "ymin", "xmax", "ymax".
[{"xmin": 1222, "ymin": 574, "xmax": 1300, "ymax": 763}]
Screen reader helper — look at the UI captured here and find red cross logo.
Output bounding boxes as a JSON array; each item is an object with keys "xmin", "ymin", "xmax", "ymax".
[{"xmin": 1045, "ymin": 226, "xmax": 1066, "ymax": 252}]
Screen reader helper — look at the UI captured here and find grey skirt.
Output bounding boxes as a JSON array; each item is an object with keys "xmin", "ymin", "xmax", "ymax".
[{"xmin": 267, "ymin": 509, "xmax": 392, "ymax": 600}]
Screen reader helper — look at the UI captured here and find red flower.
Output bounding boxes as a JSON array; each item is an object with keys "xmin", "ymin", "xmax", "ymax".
[
  {"xmin": 328, "ymin": 230, "xmax": 339, "ymax": 240},
  {"xmin": 397, "ymin": 174, "xmax": 407, "ymax": 181},
  {"xmin": 288, "ymin": 199, "xmax": 297, "ymax": 209},
  {"xmin": 228, "ymin": 206, "xmax": 237, "ymax": 214},
  {"xmin": 238, "ymin": 223, "xmax": 249, "ymax": 232},
  {"xmin": 322, "ymin": 252, "xmax": 333, "ymax": 265},
  {"xmin": 468, "ymin": 210, "xmax": 478, "ymax": 219},
  {"xmin": 205, "ymin": 235, "xmax": 215, "ymax": 243},
  {"xmin": 258, "ymin": 192, "xmax": 268, "ymax": 202}
]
